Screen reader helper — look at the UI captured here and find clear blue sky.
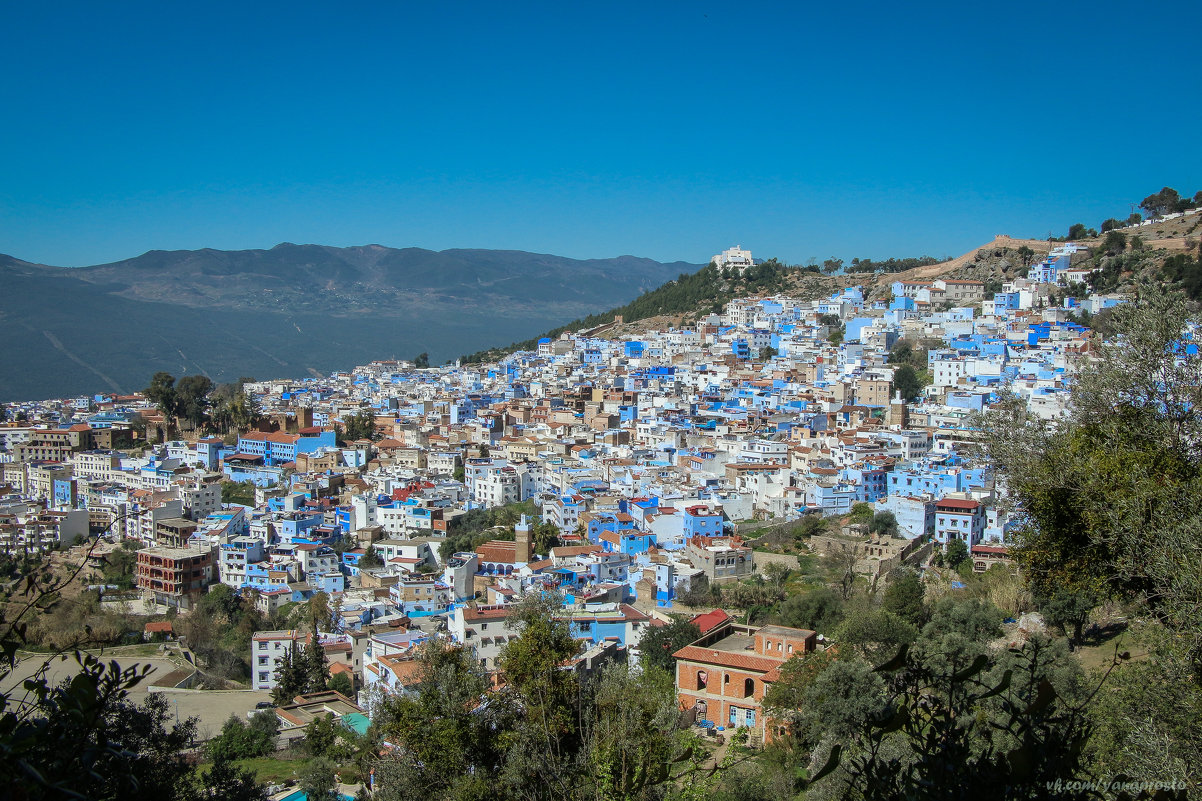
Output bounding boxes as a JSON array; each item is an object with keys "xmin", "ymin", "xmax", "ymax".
[{"xmin": 2, "ymin": 0, "xmax": 1200, "ymax": 267}]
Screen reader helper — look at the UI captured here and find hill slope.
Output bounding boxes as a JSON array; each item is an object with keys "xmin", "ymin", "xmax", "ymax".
[{"xmin": 0, "ymin": 246, "xmax": 701, "ymax": 401}]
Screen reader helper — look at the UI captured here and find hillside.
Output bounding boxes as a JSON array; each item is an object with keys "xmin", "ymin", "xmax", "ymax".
[
  {"xmin": 461, "ymin": 217, "xmax": 1202, "ymax": 359},
  {"xmin": 0, "ymin": 246, "xmax": 701, "ymax": 401}
]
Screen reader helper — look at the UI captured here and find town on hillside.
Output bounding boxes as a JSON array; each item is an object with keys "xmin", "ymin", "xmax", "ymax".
[{"xmin": 0, "ymin": 237, "xmax": 1186, "ymax": 794}]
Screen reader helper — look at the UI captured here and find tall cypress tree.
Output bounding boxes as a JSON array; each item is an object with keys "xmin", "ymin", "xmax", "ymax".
[
  {"xmin": 303, "ymin": 632, "xmax": 328, "ymax": 693},
  {"xmin": 272, "ymin": 642, "xmax": 306, "ymax": 705}
]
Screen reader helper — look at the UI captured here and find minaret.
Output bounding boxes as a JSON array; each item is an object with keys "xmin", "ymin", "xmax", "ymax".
[
  {"xmin": 888, "ymin": 390, "xmax": 909, "ymax": 428},
  {"xmin": 515, "ymin": 514, "xmax": 532, "ymax": 563}
]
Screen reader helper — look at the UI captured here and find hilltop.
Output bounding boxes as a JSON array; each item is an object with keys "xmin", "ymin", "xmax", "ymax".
[{"xmin": 471, "ymin": 213, "xmax": 1201, "ymax": 354}]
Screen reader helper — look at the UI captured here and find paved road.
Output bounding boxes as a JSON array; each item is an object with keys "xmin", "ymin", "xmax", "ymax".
[{"xmin": 2, "ymin": 652, "xmax": 273, "ymax": 739}]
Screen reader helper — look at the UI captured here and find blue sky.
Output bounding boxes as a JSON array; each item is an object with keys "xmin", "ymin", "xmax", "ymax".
[{"xmin": 2, "ymin": 0, "xmax": 1199, "ymax": 267}]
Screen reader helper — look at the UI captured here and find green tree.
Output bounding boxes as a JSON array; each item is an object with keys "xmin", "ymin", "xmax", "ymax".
[
  {"xmin": 778, "ymin": 586, "xmax": 845, "ymax": 633},
  {"xmin": 221, "ymin": 480, "xmax": 256, "ymax": 506},
  {"xmin": 413, "ymin": 352, "xmax": 430, "ymax": 368},
  {"xmin": 1140, "ymin": 186, "xmax": 1180, "ymax": 218},
  {"xmin": 1034, "ymin": 585, "xmax": 1097, "ymax": 650},
  {"xmin": 637, "ymin": 617, "xmax": 702, "ymax": 675},
  {"xmin": 144, "ymin": 371, "xmax": 179, "ymax": 423},
  {"xmin": 0, "ymin": 653, "xmax": 199, "ymax": 800},
  {"xmin": 271, "ymin": 642, "xmax": 307, "ymax": 705},
  {"xmin": 206, "ymin": 712, "xmax": 277, "ymax": 761},
  {"xmin": 175, "ymin": 374, "xmax": 214, "ymax": 428},
  {"xmin": 944, "ymin": 537, "xmax": 968, "ymax": 570},
  {"xmin": 372, "ymin": 641, "xmax": 500, "ymax": 800},
  {"xmin": 299, "ymin": 756, "xmax": 339, "ymax": 801},
  {"xmin": 868, "ymin": 511, "xmax": 899, "ymax": 538},
  {"xmin": 584, "ymin": 665, "xmax": 683, "ymax": 800},
  {"xmin": 495, "ymin": 594, "xmax": 584, "ymax": 799},
  {"xmin": 847, "ymin": 502, "xmax": 874, "ymax": 527},
  {"xmin": 835, "ymin": 607, "xmax": 917, "ymax": 666},
  {"xmin": 980, "ymin": 288, "xmax": 1202, "ymax": 663},
  {"xmin": 1067, "ymin": 222, "xmax": 1089, "ymax": 240},
  {"xmin": 1102, "ymin": 229, "xmax": 1127, "ymax": 254},
  {"xmin": 881, "ymin": 570, "xmax": 926, "ymax": 628},
  {"xmin": 339, "ymin": 411, "xmax": 377, "ymax": 443},
  {"xmin": 358, "ymin": 545, "xmax": 383, "ymax": 568},
  {"xmin": 892, "ymin": 364, "xmax": 923, "ymax": 401},
  {"xmin": 328, "ymin": 671, "xmax": 353, "ymax": 697},
  {"xmin": 303, "ymin": 636, "xmax": 329, "ymax": 693},
  {"xmin": 195, "ymin": 753, "xmax": 268, "ymax": 800}
]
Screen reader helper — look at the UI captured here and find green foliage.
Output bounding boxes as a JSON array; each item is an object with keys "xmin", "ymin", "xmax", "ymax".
[
  {"xmin": 299, "ymin": 756, "xmax": 340, "ymax": 801},
  {"xmin": 868, "ymin": 511, "xmax": 899, "ymax": 538},
  {"xmin": 271, "ymin": 642, "xmax": 308, "ymax": 705},
  {"xmin": 413, "ymin": 351, "xmax": 430, "ymax": 368},
  {"xmin": 585, "ymin": 665, "xmax": 683, "ymax": 800},
  {"xmin": 1102, "ymin": 229, "xmax": 1127, "ymax": 254},
  {"xmin": 338, "ymin": 411, "xmax": 378, "ymax": 443},
  {"xmin": 1085, "ymin": 627, "xmax": 1202, "ymax": 790},
  {"xmin": 373, "ymin": 641, "xmax": 498, "ymax": 799},
  {"xmin": 304, "ymin": 713, "xmax": 348, "ymax": 759},
  {"xmin": 145, "ymin": 371, "xmax": 178, "ymax": 421},
  {"xmin": 358, "ymin": 545, "xmax": 383, "ymax": 568},
  {"xmin": 981, "ymin": 288, "xmax": 1202, "ymax": 662},
  {"xmin": 102, "ymin": 540, "xmax": 139, "ymax": 589},
  {"xmin": 1140, "ymin": 186, "xmax": 1181, "ymax": 218},
  {"xmin": 195, "ymin": 753, "xmax": 268, "ymax": 800},
  {"xmin": 638, "ymin": 617, "xmax": 702, "ymax": 676},
  {"xmin": 881, "ymin": 570, "xmax": 926, "ymax": 628},
  {"xmin": 847, "ymin": 503, "xmax": 874, "ymax": 526},
  {"xmin": 835, "ymin": 607, "xmax": 918, "ymax": 666},
  {"xmin": 221, "ymin": 480, "xmax": 256, "ymax": 506},
  {"xmin": 327, "ymin": 671, "xmax": 353, "ymax": 697},
  {"xmin": 777, "ymin": 586, "xmax": 845, "ymax": 633},
  {"xmin": 460, "ymin": 259, "xmax": 809, "ymax": 363},
  {"xmin": 1159, "ymin": 252, "xmax": 1202, "ymax": 300},
  {"xmin": 438, "ymin": 499, "xmax": 540, "ymax": 560},
  {"xmin": 782, "ymin": 599, "xmax": 1093, "ymax": 800},
  {"xmin": 944, "ymin": 537, "xmax": 968, "ymax": 570},
  {"xmin": 790, "ymin": 513, "xmax": 832, "ymax": 541},
  {"xmin": 206, "ymin": 712, "xmax": 278, "ymax": 762},
  {"xmin": 891, "ymin": 364, "xmax": 923, "ymax": 401},
  {"xmin": 0, "ymin": 652, "xmax": 201, "ymax": 799},
  {"xmin": 1034, "ymin": 585, "xmax": 1097, "ymax": 649},
  {"xmin": 675, "ymin": 574, "xmax": 722, "ymax": 608}
]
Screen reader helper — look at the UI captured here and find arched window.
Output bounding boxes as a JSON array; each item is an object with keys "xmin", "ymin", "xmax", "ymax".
[
  {"xmin": 696, "ymin": 670, "xmax": 708, "ymax": 689},
  {"xmin": 744, "ymin": 678, "xmax": 754, "ymax": 698}
]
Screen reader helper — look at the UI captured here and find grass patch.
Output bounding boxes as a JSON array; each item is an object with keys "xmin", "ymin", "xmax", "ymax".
[
  {"xmin": 232, "ymin": 754, "xmax": 313, "ymax": 784},
  {"xmin": 1074, "ymin": 624, "xmax": 1149, "ymax": 674}
]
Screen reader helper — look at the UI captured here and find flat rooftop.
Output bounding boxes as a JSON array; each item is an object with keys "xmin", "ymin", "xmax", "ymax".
[{"xmin": 709, "ymin": 632, "xmax": 755, "ymax": 653}]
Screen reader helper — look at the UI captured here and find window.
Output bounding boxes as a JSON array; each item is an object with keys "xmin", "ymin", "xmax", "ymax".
[
  {"xmin": 258, "ymin": 672, "xmax": 269, "ymax": 682},
  {"xmin": 259, "ymin": 642, "xmax": 267, "ymax": 650}
]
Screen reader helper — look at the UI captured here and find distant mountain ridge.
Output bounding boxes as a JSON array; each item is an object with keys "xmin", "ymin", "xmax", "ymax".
[{"xmin": 0, "ymin": 245, "xmax": 701, "ymax": 401}]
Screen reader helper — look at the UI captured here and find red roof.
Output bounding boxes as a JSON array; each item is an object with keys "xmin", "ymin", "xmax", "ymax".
[
  {"xmin": 936, "ymin": 498, "xmax": 980, "ymax": 511},
  {"xmin": 689, "ymin": 609, "xmax": 731, "ymax": 635}
]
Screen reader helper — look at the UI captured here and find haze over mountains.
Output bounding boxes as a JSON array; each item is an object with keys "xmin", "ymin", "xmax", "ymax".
[{"xmin": 0, "ymin": 244, "xmax": 700, "ymax": 402}]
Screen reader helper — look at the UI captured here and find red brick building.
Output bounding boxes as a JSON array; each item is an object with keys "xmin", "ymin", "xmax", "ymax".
[
  {"xmin": 135, "ymin": 543, "xmax": 214, "ymax": 610},
  {"xmin": 674, "ymin": 620, "xmax": 816, "ymax": 743}
]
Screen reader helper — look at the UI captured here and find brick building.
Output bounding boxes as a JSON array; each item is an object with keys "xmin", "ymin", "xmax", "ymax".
[
  {"xmin": 135, "ymin": 542, "xmax": 214, "ymax": 610},
  {"xmin": 673, "ymin": 620, "xmax": 816, "ymax": 744}
]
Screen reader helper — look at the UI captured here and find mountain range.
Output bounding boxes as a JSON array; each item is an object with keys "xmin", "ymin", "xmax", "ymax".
[{"xmin": 0, "ymin": 245, "xmax": 701, "ymax": 402}]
